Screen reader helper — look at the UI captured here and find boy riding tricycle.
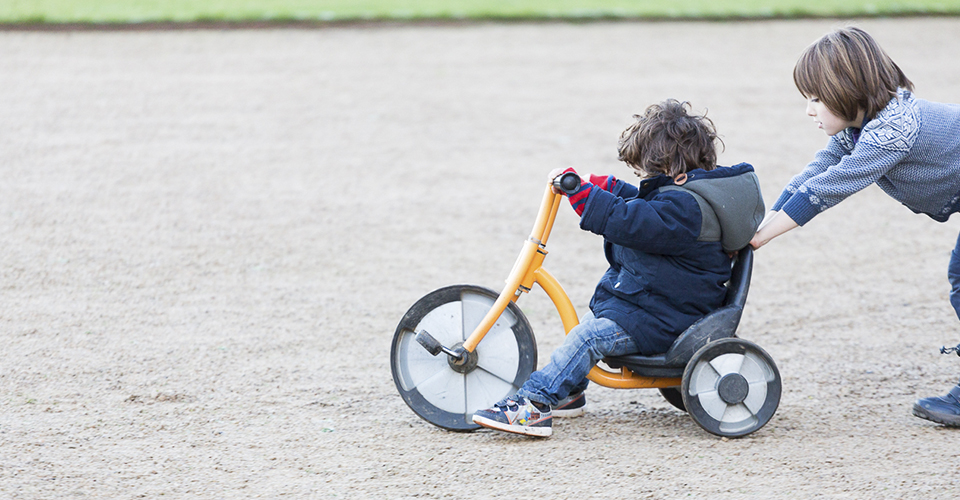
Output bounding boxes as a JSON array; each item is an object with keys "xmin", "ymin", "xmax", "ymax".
[{"xmin": 391, "ymin": 99, "xmax": 781, "ymax": 438}]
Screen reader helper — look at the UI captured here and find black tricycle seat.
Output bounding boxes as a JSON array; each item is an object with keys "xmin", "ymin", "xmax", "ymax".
[{"xmin": 603, "ymin": 246, "xmax": 754, "ymax": 378}]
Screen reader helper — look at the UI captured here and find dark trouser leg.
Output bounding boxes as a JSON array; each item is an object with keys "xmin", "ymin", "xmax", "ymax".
[
  {"xmin": 914, "ymin": 232, "xmax": 960, "ymax": 426},
  {"xmin": 949, "ymin": 231, "xmax": 960, "ymax": 320}
]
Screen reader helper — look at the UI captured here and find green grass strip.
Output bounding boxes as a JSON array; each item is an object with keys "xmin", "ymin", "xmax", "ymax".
[{"xmin": 1, "ymin": 0, "xmax": 958, "ymax": 24}]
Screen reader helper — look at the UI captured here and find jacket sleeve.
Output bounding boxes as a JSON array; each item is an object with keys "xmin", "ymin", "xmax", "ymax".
[
  {"xmin": 608, "ymin": 177, "xmax": 639, "ymax": 199},
  {"xmin": 579, "ymin": 188, "xmax": 701, "ymax": 255}
]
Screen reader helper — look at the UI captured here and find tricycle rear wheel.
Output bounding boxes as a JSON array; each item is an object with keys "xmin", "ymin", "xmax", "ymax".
[{"xmin": 681, "ymin": 338, "xmax": 780, "ymax": 438}]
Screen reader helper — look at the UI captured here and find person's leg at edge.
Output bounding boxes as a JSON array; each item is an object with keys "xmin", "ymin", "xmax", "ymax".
[{"xmin": 912, "ymin": 231, "xmax": 960, "ymax": 427}]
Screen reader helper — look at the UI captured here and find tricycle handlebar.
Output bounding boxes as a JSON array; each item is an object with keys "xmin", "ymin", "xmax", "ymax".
[{"xmin": 552, "ymin": 172, "xmax": 581, "ymax": 195}]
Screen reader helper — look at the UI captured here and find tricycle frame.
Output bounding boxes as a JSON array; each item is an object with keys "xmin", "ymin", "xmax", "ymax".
[{"xmin": 459, "ymin": 185, "xmax": 680, "ymax": 389}]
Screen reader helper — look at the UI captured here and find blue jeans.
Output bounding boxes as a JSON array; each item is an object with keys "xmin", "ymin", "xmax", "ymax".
[
  {"xmin": 950, "ymin": 231, "xmax": 960, "ymax": 320},
  {"xmin": 518, "ymin": 313, "xmax": 638, "ymax": 407}
]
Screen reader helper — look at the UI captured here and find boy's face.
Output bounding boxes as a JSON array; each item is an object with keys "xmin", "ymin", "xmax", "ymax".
[{"xmin": 805, "ymin": 96, "xmax": 862, "ymax": 136}]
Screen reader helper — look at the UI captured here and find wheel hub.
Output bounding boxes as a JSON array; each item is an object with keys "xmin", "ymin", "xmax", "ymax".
[
  {"xmin": 717, "ymin": 373, "xmax": 749, "ymax": 405},
  {"xmin": 447, "ymin": 343, "xmax": 479, "ymax": 374}
]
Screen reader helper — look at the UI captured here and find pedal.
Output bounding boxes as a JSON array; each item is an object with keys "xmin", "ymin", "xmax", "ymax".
[{"xmin": 415, "ymin": 330, "xmax": 444, "ymax": 356}]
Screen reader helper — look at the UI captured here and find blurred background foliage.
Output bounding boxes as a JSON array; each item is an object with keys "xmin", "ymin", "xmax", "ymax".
[{"xmin": 1, "ymin": 0, "xmax": 958, "ymax": 24}]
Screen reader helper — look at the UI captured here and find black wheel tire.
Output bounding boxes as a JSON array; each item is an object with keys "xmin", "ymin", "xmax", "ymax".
[
  {"xmin": 659, "ymin": 387, "xmax": 687, "ymax": 412},
  {"xmin": 681, "ymin": 338, "xmax": 780, "ymax": 438},
  {"xmin": 390, "ymin": 285, "xmax": 538, "ymax": 431}
]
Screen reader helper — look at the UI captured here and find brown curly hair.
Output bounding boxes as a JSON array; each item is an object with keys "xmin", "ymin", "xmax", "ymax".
[{"xmin": 617, "ymin": 99, "xmax": 722, "ymax": 179}]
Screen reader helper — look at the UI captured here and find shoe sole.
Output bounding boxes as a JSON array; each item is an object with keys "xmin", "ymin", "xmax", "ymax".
[
  {"xmin": 912, "ymin": 403, "xmax": 960, "ymax": 427},
  {"xmin": 471, "ymin": 415, "xmax": 552, "ymax": 437},
  {"xmin": 552, "ymin": 407, "xmax": 585, "ymax": 418}
]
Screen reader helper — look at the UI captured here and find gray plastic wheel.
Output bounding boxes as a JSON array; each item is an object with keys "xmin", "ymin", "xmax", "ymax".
[
  {"xmin": 391, "ymin": 285, "xmax": 537, "ymax": 431},
  {"xmin": 681, "ymin": 338, "xmax": 780, "ymax": 437}
]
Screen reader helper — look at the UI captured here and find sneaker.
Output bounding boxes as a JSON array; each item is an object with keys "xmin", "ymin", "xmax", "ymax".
[
  {"xmin": 913, "ymin": 384, "xmax": 960, "ymax": 427},
  {"xmin": 552, "ymin": 391, "xmax": 586, "ymax": 417},
  {"xmin": 472, "ymin": 395, "xmax": 552, "ymax": 437}
]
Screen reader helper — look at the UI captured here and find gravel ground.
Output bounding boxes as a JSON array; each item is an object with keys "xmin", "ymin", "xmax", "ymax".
[{"xmin": 2, "ymin": 17, "xmax": 960, "ymax": 499}]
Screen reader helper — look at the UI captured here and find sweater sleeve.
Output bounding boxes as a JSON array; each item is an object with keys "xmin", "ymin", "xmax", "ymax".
[
  {"xmin": 772, "ymin": 100, "xmax": 917, "ymax": 226},
  {"xmin": 778, "ymin": 142, "xmax": 907, "ymax": 225},
  {"xmin": 770, "ymin": 136, "xmax": 846, "ymax": 212}
]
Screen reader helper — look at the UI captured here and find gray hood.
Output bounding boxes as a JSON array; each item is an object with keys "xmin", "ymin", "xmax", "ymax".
[{"xmin": 662, "ymin": 166, "xmax": 765, "ymax": 252}]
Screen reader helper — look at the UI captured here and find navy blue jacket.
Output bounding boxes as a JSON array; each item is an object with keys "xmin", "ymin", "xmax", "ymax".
[{"xmin": 579, "ymin": 163, "xmax": 764, "ymax": 355}]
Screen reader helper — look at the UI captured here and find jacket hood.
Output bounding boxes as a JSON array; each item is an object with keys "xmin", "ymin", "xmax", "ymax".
[{"xmin": 663, "ymin": 163, "xmax": 765, "ymax": 252}]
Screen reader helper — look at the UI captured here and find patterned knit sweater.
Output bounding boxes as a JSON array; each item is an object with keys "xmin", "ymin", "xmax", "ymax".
[{"xmin": 772, "ymin": 88, "xmax": 960, "ymax": 224}]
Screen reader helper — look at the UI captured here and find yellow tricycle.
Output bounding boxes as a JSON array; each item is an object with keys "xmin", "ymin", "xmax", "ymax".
[{"xmin": 390, "ymin": 173, "xmax": 781, "ymax": 437}]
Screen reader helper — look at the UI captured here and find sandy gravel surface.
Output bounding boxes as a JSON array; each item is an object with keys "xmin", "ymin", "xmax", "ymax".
[{"xmin": 2, "ymin": 18, "xmax": 960, "ymax": 499}]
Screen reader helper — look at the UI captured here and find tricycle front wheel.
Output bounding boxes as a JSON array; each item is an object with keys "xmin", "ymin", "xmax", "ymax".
[{"xmin": 391, "ymin": 285, "xmax": 538, "ymax": 431}]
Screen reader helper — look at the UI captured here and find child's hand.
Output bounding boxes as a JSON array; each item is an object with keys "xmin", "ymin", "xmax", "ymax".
[
  {"xmin": 587, "ymin": 174, "xmax": 617, "ymax": 192},
  {"xmin": 548, "ymin": 168, "xmax": 568, "ymax": 194},
  {"xmin": 548, "ymin": 167, "xmax": 593, "ymax": 216},
  {"xmin": 750, "ymin": 211, "xmax": 799, "ymax": 249},
  {"xmin": 548, "ymin": 168, "xmax": 590, "ymax": 194}
]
